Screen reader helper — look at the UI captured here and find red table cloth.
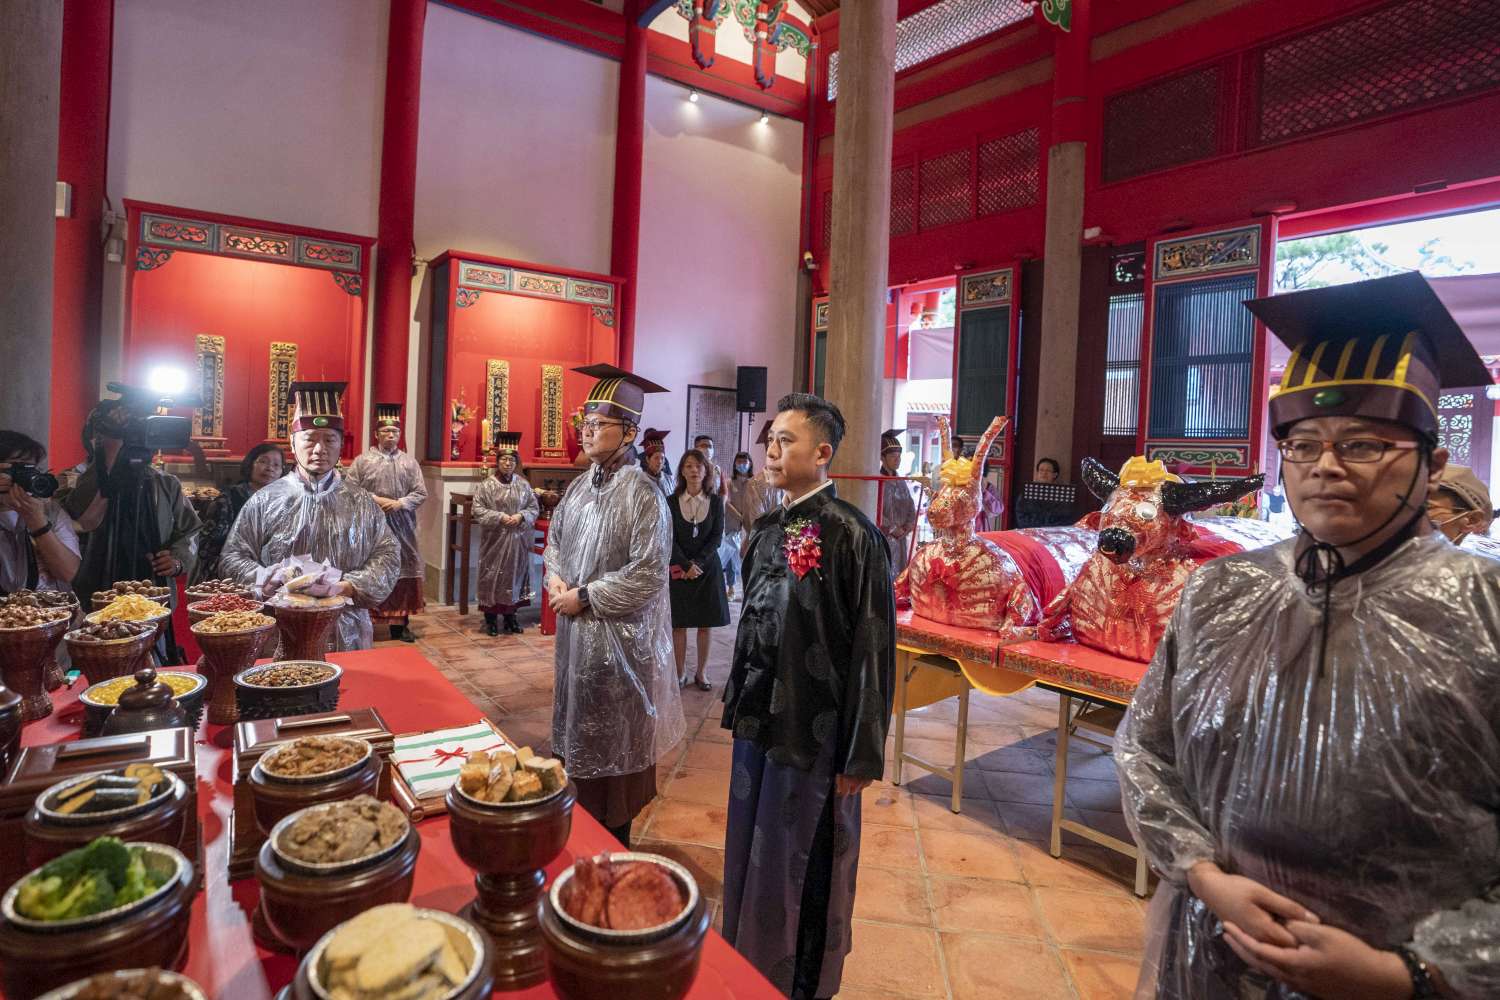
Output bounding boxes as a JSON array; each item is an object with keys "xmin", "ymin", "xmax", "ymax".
[
  {"xmin": 15, "ymin": 647, "xmax": 777, "ymax": 1000},
  {"xmin": 999, "ymin": 639, "xmax": 1150, "ymax": 703}
]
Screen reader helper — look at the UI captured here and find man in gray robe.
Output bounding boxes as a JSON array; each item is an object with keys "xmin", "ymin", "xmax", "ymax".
[
  {"xmin": 545, "ymin": 365, "xmax": 685, "ymax": 847},
  {"xmin": 347, "ymin": 404, "xmax": 427, "ymax": 642},
  {"xmin": 474, "ymin": 432, "xmax": 539, "ymax": 636},
  {"xmin": 1118, "ymin": 273, "xmax": 1500, "ymax": 1000},
  {"xmin": 222, "ymin": 382, "xmax": 400, "ymax": 651},
  {"xmin": 877, "ymin": 429, "xmax": 917, "ymax": 578}
]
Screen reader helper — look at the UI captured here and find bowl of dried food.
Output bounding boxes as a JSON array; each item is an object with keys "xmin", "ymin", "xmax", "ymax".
[
  {"xmin": 249, "ymin": 736, "xmax": 380, "ymax": 835},
  {"xmin": 0, "ymin": 838, "xmax": 196, "ymax": 998},
  {"xmin": 540, "ymin": 852, "xmax": 709, "ymax": 1000},
  {"xmin": 294, "ymin": 904, "xmax": 493, "ymax": 1000},
  {"xmin": 233, "ymin": 659, "xmax": 342, "ymax": 720},
  {"xmin": 256, "ymin": 795, "xmax": 419, "ymax": 953},
  {"xmin": 79, "ymin": 669, "xmax": 206, "ymax": 737}
]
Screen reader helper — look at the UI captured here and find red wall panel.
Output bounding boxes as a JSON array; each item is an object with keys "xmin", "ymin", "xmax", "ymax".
[{"xmin": 126, "ymin": 252, "xmax": 361, "ymax": 457}]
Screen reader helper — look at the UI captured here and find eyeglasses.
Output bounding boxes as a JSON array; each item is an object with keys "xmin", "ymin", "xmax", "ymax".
[
  {"xmin": 579, "ymin": 418, "xmax": 623, "ymax": 434},
  {"xmin": 1276, "ymin": 438, "xmax": 1420, "ymax": 464}
]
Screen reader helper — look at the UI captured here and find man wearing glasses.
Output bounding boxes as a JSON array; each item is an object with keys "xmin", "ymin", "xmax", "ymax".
[
  {"xmin": 1118, "ymin": 273, "xmax": 1500, "ymax": 1000},
  {"xmin": 543, "ymin": 365, "xmax": 685, "ymax": 847}
]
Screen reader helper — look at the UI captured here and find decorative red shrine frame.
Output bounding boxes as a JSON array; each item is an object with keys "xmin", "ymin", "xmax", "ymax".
[
  {"xmin": 425, "ymin": 251, "xmax": 623, "ymax": 467},
  {"xmin": 122, "ymin": 200, "xmax": 373, "ymax": 458}
]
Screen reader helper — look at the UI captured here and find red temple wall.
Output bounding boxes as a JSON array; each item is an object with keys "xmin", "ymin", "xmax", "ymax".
[{"xmin": 126, "ymin": 251, "xmax": 362, "ymax": 458}]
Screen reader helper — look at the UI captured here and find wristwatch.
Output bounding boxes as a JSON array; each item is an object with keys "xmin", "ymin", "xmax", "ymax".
[
  {"xmin": 27, "ymin": 522, "xmax": 53, "ymax": 540},
  {"xmin": 1395, "ymin": 946, "xmax": 1440, "ymax": 998}
]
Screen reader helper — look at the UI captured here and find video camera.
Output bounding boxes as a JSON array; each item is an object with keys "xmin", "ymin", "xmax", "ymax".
[
  {"xmin": 94, "ymin": 383, "xmax": 194, "ymax": 464},
  {"xmin": 4, "ymin": 464, "xmax": 59, "ymax": 499}
]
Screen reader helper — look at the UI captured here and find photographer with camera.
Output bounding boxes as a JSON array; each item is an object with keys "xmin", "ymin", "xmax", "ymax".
[
  {"xmin": 0, "ymin": 432, "xmax": 81, "ymax": 594},
  {"xmin": 64, "ymin": 394, "xmax": 200, "ymax": 617}
]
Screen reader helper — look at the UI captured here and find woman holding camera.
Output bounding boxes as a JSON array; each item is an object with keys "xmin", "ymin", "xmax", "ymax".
[{"xmin": 0, "ymin": 431, "xmax": 81, "ymax": 594}]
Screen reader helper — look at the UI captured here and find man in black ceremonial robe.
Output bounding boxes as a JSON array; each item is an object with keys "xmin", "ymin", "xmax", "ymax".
[{"xmin": 720, "ymin": 392, "xmax": 895, "ymax": 1000}]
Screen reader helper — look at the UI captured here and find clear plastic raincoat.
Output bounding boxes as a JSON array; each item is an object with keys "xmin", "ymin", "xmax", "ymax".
[
  {"xmin": 1118, "ymin": 533, "xmax": 1500, "ymax": 999},
  {"xmin": 221, "ymin": 470, "xmax": 400, "ymax": 651},
  {"xmin": 543, "ymin": 463, "xmax": 685, "ymax": 780},
  {"xmin": 346, "ymin": 447, "xmax": 427, "ymax": 581},
  {"xmin": 473, "ymin": 474, "xmax": 539, "ymax": 608}
]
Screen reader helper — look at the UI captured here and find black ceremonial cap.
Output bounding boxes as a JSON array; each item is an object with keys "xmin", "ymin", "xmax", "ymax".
[
  {"xmin": 494, "ymin": 430, "xmax": 522, "ymax": 454},
  {"xmin": 574, "ymin": 364, "xmax": 668, "ymax": 424},
  {"xmin": 1246, "ymin": 272, "xmax": 1490, "ymax": 438},
  {"xmin": 881, "ymin": 428, "xmax": 903, "ymax": 453},
  {"xmin": 374, "ymin": 403, "xmax": 402, "ymax": 428},
  {"xmin": 289, "ymin": 381, "xmax": 348, "ymax": 433}
]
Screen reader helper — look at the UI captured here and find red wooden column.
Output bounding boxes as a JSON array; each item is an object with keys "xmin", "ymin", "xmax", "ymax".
[
  {"xmin": 610, "ymin": 1, "xmax": 649, "ymax": 368},
  {"xmin": 372, "ymin": 0, "xmax": 427, "ymax": 439},
  {"xmin": 51, "ymin": 0, "xmax": 114, "ymax": 468}
]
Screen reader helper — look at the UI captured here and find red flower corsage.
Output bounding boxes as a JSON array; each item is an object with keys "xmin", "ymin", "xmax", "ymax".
[{"xmin": 783, "ymin": 517, "xmax": 823, "ymax": 579}]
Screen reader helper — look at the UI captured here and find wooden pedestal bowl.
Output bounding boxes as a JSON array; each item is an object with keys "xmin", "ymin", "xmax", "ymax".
[
  {"xmin": 539, "ymin": 853, "xmax": 710, "ymax": 1000},
  {"xmin": 35, "ymin": 968, "xmax": 207, "ymax": 1000},
  {"xmin": 24, "ymin": 769, "xmax": 191, "ymax": 870},
  {"xmin": 191, "ymin": 617, "xmax": 276, "ymax": 726},
  {"xmin": 79, "ymin": 670, "xmax": 206, "ymax": 738},
  {"xmin": 446, "ymin": 780, "xmax": 576, "ymax": 989},
  {"xmin": 292, "ymin": 908, "xmax": 494, "ymax": 1000},
  {"xmin": 272, "ymin": 603, "xmax": 345, "ymax": 662},
  {"xmin": 255, "ymin": 804, "xmax": 419, "ymax": 953},
  {"xmin": 233, "ymin": 661, "xmax": 342, "ymax": 722},
  {"xmin": 37, "ymin": 597, "xmax": 79, "ymax": 693},
  {"xmin": 0, "ymin": 615, "xmax": 72, "ymax": 723},
  {"xmin": 64, "ymin": 626, "xmax": 158, "ymax": 689},
  {"xmin": 0, "ymin": 844, "xmax": 195, "ymax": 999},
  {"xmin": 249, "ymin": 739, "xmax": 380, "ymax": 836}
]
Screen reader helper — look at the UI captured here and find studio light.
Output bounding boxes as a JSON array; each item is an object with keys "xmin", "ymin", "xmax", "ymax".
[
  {"xmin": 147, "ymin": 365, "xmax": 189, "ymax": 396},
  {"xmin": 759, "ymin": 112, "xmax": 770, "ymax": 124},
  {"xmin": 688, "ymin": 90, "xmax": 700, "ymax": 103}
]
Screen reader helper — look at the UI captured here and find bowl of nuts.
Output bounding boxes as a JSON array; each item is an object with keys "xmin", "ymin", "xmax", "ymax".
[
  {"xmin": 183, "ymin": 578, "xmax": 251, "ymax": 604},
  {"xmin": 65, "ymin": 620, "xmax": 159, "ymax": 688},
  {"xmin": 233, "ymin": 660, "xmax": 342, "ymax": 721},
  {"xmin": 190, "ymin": 611, "xmax": 277, "ymax": 726},
  {"xmin": 0, "ymin": 605, "xmax": 74, "ymax": 722}
]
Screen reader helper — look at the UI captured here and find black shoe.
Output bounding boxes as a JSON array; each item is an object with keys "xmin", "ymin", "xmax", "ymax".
[
  {"xmin": 504, "ymin": 614, "xmax": 521, "ymax": 634},
  {"xmin": 389, "ymin": 624, "xmax": 404, "ymax": 641},
  {"xmin": 398, "ymin": 628, "xmax": 416, "ymax": 643},
  {"xmin": 484, "ymin": 614, "xmax": 499, "ymax": 637}
]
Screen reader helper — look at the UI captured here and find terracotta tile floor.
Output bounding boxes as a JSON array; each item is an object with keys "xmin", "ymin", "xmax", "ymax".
[{"xmin": 391, "ymin": 603, "xmax": 1149, "ymax": 999}]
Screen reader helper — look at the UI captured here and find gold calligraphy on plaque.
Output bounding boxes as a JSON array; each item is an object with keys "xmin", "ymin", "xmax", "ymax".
[
  {"xmin": 486, "ymin": 360, "xmax": 510, "ymax": 446},
  {"xmin": 192, "ymin": 334, "xmax": 226, "ymax": 439},
  {"xmin": 267, "ymin": 342, "xmax": 298, "ymax": 440},
  {"xmin": 539, "ymin": 364, "xmax": 566, "ymax": 455}
]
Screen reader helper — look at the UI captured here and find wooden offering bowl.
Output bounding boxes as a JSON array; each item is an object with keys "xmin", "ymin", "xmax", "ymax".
[
  {"xmin": 249, "ymin": 745, "xmax": 380, "ymax": 836},
  {"xmin": 0, "ymin": 845, "xmax": 195, "ymax": 999},
  {"xmin": 446, "ymin": 780, "xmax": 576, "ymax": 990},
  {"xmin": 65, "ymin": 628, "xmax": 158, "ymax": 688},
  {"xmin": 272, "ymin": 604, "xmax": 343, "ymax": 662},
  {"xmin": 255, "ymin": 822, "xmax": 419, "ymax": 954},
  {"xmin": 24, "ymin": 769, "xmax": 191, "ymax": 870},
  {"xmin": 0, "ymin": 617, "xmax": 72, "ymax": 723},
  {"xmin": 191, "ymin": 619, "xmax": 276, "ymax": 725},
  {"xmin": 539, "ymin": 874, "xmax": 710, "ymax": 1000}
]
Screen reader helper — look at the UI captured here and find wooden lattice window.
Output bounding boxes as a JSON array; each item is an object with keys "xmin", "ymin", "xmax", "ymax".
[
  {"xmin": 1256, "ymin": 0, "xmax": 1500, "ymax": 145},
  {"xmin": 977, "ymin": 128, "xmax": 1040, "ymax": 216},
  {"xmin": 1147, "ymin": 273, "xmax": 1257, "ymax": 440},
  {"xmin": 891, "ymin": 165, "xmax": 917, "ymax": 236},
  {"xmin": 1104, "ymin": 292, "xmax": 1145, "ymax": 437},
  {"xmin": 919, "ymin": 149, "xmax": 973, "ymax": 230},
  {"xmin": 1102, "ymin": 65, "xmax": 1221, "ymax": 183}
]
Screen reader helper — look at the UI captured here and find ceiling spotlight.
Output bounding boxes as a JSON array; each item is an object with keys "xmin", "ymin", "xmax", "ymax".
[
  {"xmin": 688, "ymin": 90, "xmax": 699, "ymax": 103},
  {"xmin": 759, "ymin": 112, "xmax": 770, "ymax": 124}
]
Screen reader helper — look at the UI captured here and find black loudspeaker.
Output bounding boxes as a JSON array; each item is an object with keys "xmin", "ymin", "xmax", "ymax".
[{"xmin": 736, "ymin": 366, "xmax": 768, "ymax": 413}]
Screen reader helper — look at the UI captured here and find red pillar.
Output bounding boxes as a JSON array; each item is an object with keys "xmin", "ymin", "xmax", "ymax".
[
  {"xmin": 1049, "ymin": 0, "xmax": 1091, "ymax": 144},
  {"xmin": 51, "ymin": 0, "xmax": 114, "ymax": 468},
  {"xmin": 610, "ymin": 3, "xmax": 648, "ymax": 368},
  {"xmin": 372, "ymin": 0, "xmax": 427, "ymax": 439}
]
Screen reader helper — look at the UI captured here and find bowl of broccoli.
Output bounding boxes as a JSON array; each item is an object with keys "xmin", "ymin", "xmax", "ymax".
[{"xmin": 1, "ymin": 837, "xmax": 189, "ymax": 931}]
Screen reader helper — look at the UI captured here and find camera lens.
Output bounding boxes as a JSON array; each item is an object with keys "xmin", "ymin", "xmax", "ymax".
[{"xmin": 30, "ymin": 472, "xmax": 59, "ymax": 499}]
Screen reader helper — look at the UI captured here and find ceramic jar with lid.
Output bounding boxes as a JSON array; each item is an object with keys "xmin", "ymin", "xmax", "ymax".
[{"xmin": 99, "ymin": 669, "xmax": 189, "ymax": 736}]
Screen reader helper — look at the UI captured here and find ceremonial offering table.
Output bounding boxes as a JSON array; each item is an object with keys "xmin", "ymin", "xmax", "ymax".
[
  {"xmin": 15, "ymin": 648, "xmax": 780, "ymax": 999},
  {"xmin": 894, "ymin": 614, "xmax": 1150, "ymax": 895}
]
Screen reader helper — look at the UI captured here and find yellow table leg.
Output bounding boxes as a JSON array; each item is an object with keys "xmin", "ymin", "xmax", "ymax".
[
  {"xmin": 892, "ymin": 647, "xmax": 910, "ymax": 787},
  {"xmin": 1050, "ymin": 694, "xmax": 1070, "ymax": 858},
  {"xmin": 952, "ymin": 678, "xmax": 970, "ymax": 813}
]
